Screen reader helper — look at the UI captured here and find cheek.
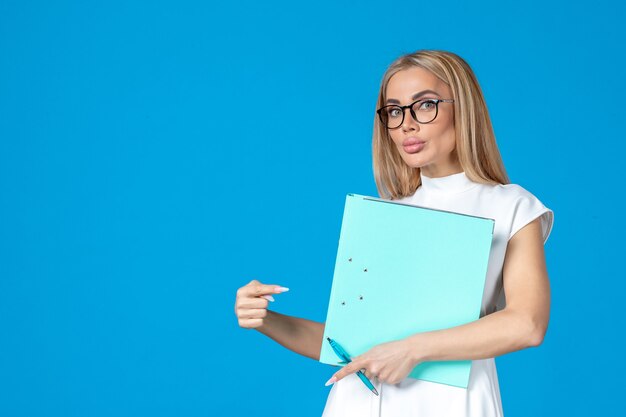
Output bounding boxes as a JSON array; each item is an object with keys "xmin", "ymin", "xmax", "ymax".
[
  {"xmin": 443, "ymin": 133, "xmax": 456, "ymax": 151},
  {"xmin": 387, "ymin": 130, "xmax": 399, "ymax": 142},
  {"xmin": 445, "ymin": 128, "xmax": 457, "ymax": 151},
  {"xmin": 388, "ymin": 131, "xmax": 404, "ymax": 148},
  {"xmin": 431, "ymin": 121, "xmax": 456, "ymax": 150}
]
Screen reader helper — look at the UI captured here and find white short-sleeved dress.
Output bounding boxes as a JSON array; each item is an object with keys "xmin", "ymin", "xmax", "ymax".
[{"xmin": 321, "ymin": 170, "xmax": 554, "ymax": 417}]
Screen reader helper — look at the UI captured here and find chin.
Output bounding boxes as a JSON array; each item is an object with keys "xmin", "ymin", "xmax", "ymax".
[{"xmin": 400, "ymin": 154, "xmax": 429, "ymax": 170}]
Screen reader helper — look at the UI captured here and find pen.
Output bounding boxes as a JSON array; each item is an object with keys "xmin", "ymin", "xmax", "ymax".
[{"xmin": 326, "ymin": 337, "xmax": 379, "ymax": 396}]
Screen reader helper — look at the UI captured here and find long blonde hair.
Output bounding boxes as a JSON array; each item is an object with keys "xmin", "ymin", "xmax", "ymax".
[{"xmin": 372, "ymin": 50, "xmax": 510, "ymax": 200}]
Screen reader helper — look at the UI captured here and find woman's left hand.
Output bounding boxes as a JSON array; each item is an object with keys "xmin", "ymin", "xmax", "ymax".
[{"xmin": 325, "ymin": 337, "xmax": 425, "ymax": 386}]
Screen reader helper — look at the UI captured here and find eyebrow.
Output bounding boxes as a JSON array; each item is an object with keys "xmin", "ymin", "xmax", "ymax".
[{"xmin": 385, "ymin": 89, "xmax": 441, "ymax": 104}]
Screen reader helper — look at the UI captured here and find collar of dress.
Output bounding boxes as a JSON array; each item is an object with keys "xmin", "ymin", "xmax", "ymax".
[{"xmin": 419, "ymin": 170, "xmax": 479, "ymax": 195}]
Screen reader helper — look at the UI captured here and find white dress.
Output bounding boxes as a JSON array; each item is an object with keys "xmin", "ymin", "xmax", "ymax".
[{"xmin": 321, "ymin": 170, "xmax": 554, "ymax": 417}]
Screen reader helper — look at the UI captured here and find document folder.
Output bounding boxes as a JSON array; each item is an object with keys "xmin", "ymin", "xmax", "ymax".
[{"xmin": 319, "ymin": 193, "xmax": 494, "ymax": 388}]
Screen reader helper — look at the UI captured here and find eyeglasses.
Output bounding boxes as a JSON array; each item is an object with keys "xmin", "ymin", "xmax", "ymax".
[{"xmin": 376, "ymin": 98, "xmax": 454, "ymax": 129}]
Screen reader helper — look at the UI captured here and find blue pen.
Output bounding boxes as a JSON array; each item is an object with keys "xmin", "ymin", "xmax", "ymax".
[{"xmin": 326, "ymin": 337, "xmax": 379, "ymax": 396}]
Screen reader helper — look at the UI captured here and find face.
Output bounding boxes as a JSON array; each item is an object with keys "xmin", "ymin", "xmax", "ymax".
[{"xmin": 383, "ymin": 67, "xmax": 461, "ymax": 178}]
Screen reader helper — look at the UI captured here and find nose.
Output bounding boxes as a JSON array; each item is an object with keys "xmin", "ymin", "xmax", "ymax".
[{"xmin": 401, "ymin": 108, "xmax": 419, "ymax": 131}]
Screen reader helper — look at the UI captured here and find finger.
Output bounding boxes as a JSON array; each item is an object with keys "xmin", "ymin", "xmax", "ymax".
[
  {"xmin": 238, "ymin": 297, "xmax": 269, "ymax": 309},
  {"xmin": 238, "ymin": 308, "xmax": 268, "ymax": 319},
  {"xmin": 328, "ymin": 361, "xmax": 360, "ymax": 384},
  {"xmin": 239, "ymin": 318, "xmax": 263, "ymax": 328},
  {"xmin": 242, "ymin": 284, "xmax": 289, "ymax": 297},
  {"xmin": 363, "ymin": 369, "xmax": 376, "ymax": 381}
]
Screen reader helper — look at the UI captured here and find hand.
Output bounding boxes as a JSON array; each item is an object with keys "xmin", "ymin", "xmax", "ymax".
[
  {"xmin": 326, "ymin": 338, "xmax": 423, "ymax": 386},
  {"xmin": 234, "ymin": 279, "xmax": 289, "ymax": 329}
]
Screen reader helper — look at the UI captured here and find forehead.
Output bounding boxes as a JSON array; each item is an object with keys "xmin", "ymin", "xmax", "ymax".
[{"xmin": 385, "ymin": 67, "xmax": 449, "ymax": 99}]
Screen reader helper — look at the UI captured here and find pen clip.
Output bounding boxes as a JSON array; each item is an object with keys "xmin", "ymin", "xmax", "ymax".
[{"xmin": 327, "ymin": 337, "xmax": 352, "ymax": 364}]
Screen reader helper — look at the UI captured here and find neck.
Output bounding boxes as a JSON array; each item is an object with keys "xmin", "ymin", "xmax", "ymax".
[{"xmin": 419, "ymin": 159, "xmax": 463, "ymax": 178}]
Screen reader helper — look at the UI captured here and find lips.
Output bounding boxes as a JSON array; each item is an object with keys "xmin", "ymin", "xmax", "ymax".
[
  {"xmin": 402, "ymin": 138, "xmax": 425, "ymax": 146},
  {"xmin": 402, "ymin": 138, "xmax": 426, "ymax": 154}
]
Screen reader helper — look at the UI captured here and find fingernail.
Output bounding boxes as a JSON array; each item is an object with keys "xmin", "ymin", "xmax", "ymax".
[
  {"xmin": 261, "ymin": 295, "xmax": 275, "ymax": 302},
  {"xmin": 275, "ymin": 287, "xmax": 289, "ymax": 293},
  {"xmin": 324, "ymin": 376, "xmax": 337, "ymax": 386}
]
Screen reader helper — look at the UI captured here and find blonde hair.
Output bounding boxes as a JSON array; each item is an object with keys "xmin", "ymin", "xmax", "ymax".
[{"xmin": 372, "ymin": 49, "xmax": 510, "ymax": 200}]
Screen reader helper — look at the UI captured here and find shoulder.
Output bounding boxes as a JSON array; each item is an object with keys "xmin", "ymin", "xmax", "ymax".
[
  {"xmin": 488, "ymin": 182, "xmax": 554, "ymax": 244},
  {"xmin": 490, "ymin": 182, "xmax": 542, "ymax": 204}
]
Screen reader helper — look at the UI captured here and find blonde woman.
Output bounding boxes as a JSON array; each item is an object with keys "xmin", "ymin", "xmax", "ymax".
[{"xmin": 234, "ymin": 49, "xmax": 554, "ymax": 417}]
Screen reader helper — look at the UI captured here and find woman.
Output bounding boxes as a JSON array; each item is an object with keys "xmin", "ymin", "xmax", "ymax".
[{"xmin": 234, "ymin": 49, "xmax": 554, "ymax": 417}]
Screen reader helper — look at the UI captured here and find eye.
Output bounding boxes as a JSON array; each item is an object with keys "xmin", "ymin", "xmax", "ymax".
[
  {"xmin": 418, "ymin": 100, "xmax": 437, "ymax": 111},
  {"xmin": 387, "ymin": 107, "xmax": 402, "ymax": 117}
]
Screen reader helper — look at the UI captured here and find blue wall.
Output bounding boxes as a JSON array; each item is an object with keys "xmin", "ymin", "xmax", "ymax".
[{"xmin": 1, "ymin": 0, "xmax": 624, "ymax": 415}]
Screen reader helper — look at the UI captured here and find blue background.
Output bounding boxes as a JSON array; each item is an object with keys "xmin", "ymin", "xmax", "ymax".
[{"xmin": 1, "ymin": 0, "xmax": 624, "ymax": 415}]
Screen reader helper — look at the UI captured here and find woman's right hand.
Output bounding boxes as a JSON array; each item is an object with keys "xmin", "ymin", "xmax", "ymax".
[{"xmin": 234, "ymin": 279, "xmax": 289, "ymax": 329}]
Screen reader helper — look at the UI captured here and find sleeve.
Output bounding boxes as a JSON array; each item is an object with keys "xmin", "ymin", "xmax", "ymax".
[{"xmin": 508, "ymin": 188, "xmax": 554, "ymax": 244}]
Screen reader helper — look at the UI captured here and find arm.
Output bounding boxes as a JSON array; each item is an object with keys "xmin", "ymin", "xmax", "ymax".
[
  {"xmin": 406, "ymin": 216, "xmax": 551, "ymax": 362},
  {"xmin": 256, "ymin": 310, "xmax": 325, "ymax": 361}
]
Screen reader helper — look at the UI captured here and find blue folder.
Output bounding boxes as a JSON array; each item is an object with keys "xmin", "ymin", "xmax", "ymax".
[{"xmin": 319, "ymin": 193, "xmax": 494, "ymax": 388}]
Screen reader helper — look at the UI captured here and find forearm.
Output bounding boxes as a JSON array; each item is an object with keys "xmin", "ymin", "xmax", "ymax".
[
  {"xmin": 407, "ymin": 308, "xmax": 542, "ymax": 362},
  {"xmin": 256, "ymin": 310, "xmax": 325, "ymax": 361}
]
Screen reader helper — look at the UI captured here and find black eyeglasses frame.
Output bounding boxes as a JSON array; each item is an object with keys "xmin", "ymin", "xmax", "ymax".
[{"xmin": 376, "ymin": 98, "xmax": 455, "ymax": 129}]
